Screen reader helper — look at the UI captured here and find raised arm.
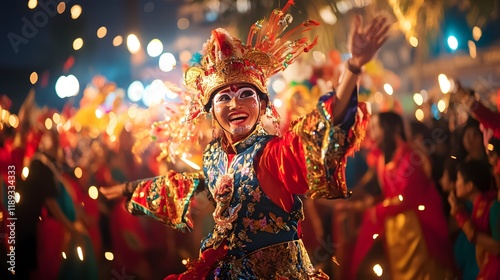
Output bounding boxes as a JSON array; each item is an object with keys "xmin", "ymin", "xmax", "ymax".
[{"xmin": 331, "ymin": 14, "xmax": 391, "ymax": 122}]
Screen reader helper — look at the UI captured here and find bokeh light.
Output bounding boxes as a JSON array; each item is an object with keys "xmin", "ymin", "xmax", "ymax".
[
  {"xmin": 71, "ymin": 5, "xmax": 82, "ymax": 19},
  {"xmin": 97, "ymin": 26, "xmax": 107, "ymax": 38},
  {"xmin": 127, "ymin": 34, "xmax": 141, "ymax": 54},
  {"xmin": 147, "ymin": 39, "xmax": 163, "ymax": 57}
]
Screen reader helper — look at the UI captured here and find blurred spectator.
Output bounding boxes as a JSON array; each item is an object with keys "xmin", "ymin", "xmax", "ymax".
[
  {"xmin": 440, "ymin": 159, "xmax": 479, "ymax": 279},
  {"xmin": 350, "ymin": 112, "xmax": 453, "ymax": 279},
  {"xmin": 17, "ymin": 128, "xmax": 98, "ymax": 279},
  {"xmin": 455, "ymin": 84, "xmax": 500, "ymax": 139},
  {"xmin": 449, "ymin": 160, "xmax": 500, "ymax": 279}
]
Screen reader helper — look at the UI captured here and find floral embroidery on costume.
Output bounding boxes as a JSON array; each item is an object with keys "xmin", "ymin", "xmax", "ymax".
[{"xmin": 201, "ymin": 128, "xmax": 304, "ymax": 258}]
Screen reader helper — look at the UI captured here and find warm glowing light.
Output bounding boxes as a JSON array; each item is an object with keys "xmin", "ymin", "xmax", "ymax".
[
  {"xmin": 22, "ymin": 167, "xmax": 30, "ymax": 179},
  {"xmin": 8, "ymin": 114, "xmax": 19, "ymax": 128},
  {"xmin": 127, "ymin": 34, "xmax": 141, "ymax": 54},
  {"xmin": 74, "ymin": 167, "xmax": 83, "ymax": 178},
  {"xmin": 97, "ymin": 26, "xmax": 107, "ymax": 38},
  {"xmin": 438, "ymin": 74, "xmax": 451, "ymax": 94},
  {"xmin": 413, "ymin": 93, "xmax": 423, "ymax": 106},
  {"xmin": 488, "ymin": 143, "xmax": 494, "ymax": 152},
  {"xmin": 52, "ymin": 112, "xmax": 61, "ymax": 124},
  {"xmin": 273, "ymin": 99, "xmax": 283, "ymax": 108},
  {"xmin": 159, "ymin": 53, "xmax": 176, "ymax": 72},
  {"xmin": 402, "ymin": 20, "xmax": 412, "ymax": 31},
  {"xmin": 383, "ymin": 83, "xmax": 393, "ymax": 95},
  {"xmin": 468, "ymin": 40, "xmax": 477, "ymax": 59},
  {"xmin": 180, "ymin": 155, "xmax": 201, "ymax": 170},
  {"xmin": 73, "ymin": 38, "xmax": 84, "ymax": 50},
  {"xmin": 372, "ymin": 234, "xmax": 379, "ymax": 239},
  {"xmin": 472, "ymin": 26, "xmax": 482, "ymax": 41},
  {"xmin": 77, "ymin": 246, "xmax": 84, "ymax": 261},
  {"xmin": 319, "ymin": 6, "xmax": 337, "ymax": 25},
  {"xmin": 415, "ymin": 109, "xmax": 424, "ymax": 122},
  {"xmin": 57, "ymin": 2, "xmax": 66, "ymax": 14},
  {"xmin": 105, "ymin": 252, "xmax": 114, "ymax": 261},
  {"xmin": 88, "ymin": 186, "xmax": 99, "ymax": 200},
  {"xmin": 1, "ymin": 109, "xmax": 9, "ymax": 122},
  {"xmin": 63, "ymin": 120, "xmax": 71, "ymax": 131},
  {"xmin": 409, "ymin": 36, "xmax": 418, "ymax": 47},
  {"xmin": 95, "ymin": 108, "xmax": 104, "ymax": 119},
  {"xmin": 62, "ymin": 252, "xmax": 67, "ymax": 259},
  {"xmin": 56, "ymin": 123, "xmax": 63, "ymax": 133},
  {"xmin": 109, "ymin": 135, "xmax": 117, "ymax": 142},
  {"xmin": 15, "ymin": 192, "xmax": 20, "ymax": 203},
  {"xmin": 70, "ymin": 5, "xmax": 82, "ymax": 19},
  {"xmin": 182, "ymin": 259, "xmax": 188, "ymax": 265},
  {"xmin": 30, "ymin": 72, "xmax": 38, "ymax": 84},
  {"xmin": 373, "ymin": 264, "xmax": 383, "ymax": 277},
  {"xmin": 437, "ymin": 99, "xmax": 446, "ymax": 112},
  {"xmin": 45, "ymin": 118, "xmax": 53, "ymax": 130},
  {"xmin": 113, "ymin": 35, "xmax": 123, "ymax": 46},
  {"xmin": 177, "ymin": 18, "xmax": 190, "ymax": 30},
  {"xmin": 418, "ymin": 205, "xmax": 425, "ymax": 211},
  {"xmin": 398, "ymin": 195, "xmax": 403, "ymax": 202},
  {"xmin": 28, "ymin": 0, "xmax": 37, "ymax": 10},
  {"xmin": 451, "ymin": 155, "xmax": 457, "ymax": 159}
]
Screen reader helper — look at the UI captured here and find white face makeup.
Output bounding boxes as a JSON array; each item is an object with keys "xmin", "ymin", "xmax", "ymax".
[{"xmin": 212, "ymin": 84, "xmax": 265, "ymax": 143}]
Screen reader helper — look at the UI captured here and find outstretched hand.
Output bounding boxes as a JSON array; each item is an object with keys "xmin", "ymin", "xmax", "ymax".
[
  {"xmin": 348, "ymin": 14, "xmax": 392, "ymax": 68},
  {"xmin": 99, "ymin": 183, "xmax": 126, "ymax": 200}
]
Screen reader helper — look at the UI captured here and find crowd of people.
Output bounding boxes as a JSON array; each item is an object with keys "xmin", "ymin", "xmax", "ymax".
[{"xmin": 2, "ymin": 1, "xmax": 500, "ymax": 279}]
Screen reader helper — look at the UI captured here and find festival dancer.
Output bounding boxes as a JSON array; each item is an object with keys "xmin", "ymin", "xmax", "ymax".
[{"xmin": 100, "ymin": 1, "xmax": 390, "ymax": 278}]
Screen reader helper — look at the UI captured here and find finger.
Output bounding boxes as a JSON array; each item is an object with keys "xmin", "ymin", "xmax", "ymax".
[
  {"xmin": 374, "ymin": 16, "xmax": 388, "ymax": 30},
  {"xmin": 355, "ymin": 15, "xmax": 363, "ymax": 33},
  {"xmin": 373, "ymin": 21, "xmax": 391, "ymax": 42},
  {"xmin": 365, "ymin": 17, "xmax": 381, "ymax": 36}
]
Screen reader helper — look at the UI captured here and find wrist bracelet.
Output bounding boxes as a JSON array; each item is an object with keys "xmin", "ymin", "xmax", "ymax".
[{"xmin": 347, "ymin": 59, "xmax": 362, "ymax": 75}]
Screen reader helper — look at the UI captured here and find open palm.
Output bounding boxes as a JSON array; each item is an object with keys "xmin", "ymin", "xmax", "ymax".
[{"xmin": 349, "ymin": 14, "xmax": 392, "ymax": 68}]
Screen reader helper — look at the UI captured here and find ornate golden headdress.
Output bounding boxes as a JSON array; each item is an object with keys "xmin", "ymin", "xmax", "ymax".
[{"xmin": 185, "ymin": 0, "xmax": 319, "ymax": 115}]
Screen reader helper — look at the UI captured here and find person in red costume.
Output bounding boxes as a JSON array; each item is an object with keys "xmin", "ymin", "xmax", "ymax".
[
  {"xmin": 350, "ymin": 112, "xmax": 454, "ymax": 279},
  {"xmin": 448, "ymin": 160, "xmax": 500, "ymax": 280},
  {"xmin": 455, "ymin": 82, "xmax": 500, "ymax": 139},
  {"xmin": 101, "ymin": 1, "xmax": 390, "ymax": 278}
]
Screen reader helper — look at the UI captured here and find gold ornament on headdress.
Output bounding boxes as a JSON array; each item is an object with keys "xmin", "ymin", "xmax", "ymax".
[{"xmin": 184, "ymin": 0, "xmax": 319, "ymax": 113}]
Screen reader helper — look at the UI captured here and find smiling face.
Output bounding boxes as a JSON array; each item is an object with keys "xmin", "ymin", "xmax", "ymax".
[{"xmin": 212, "ymin": 84, "xmax": 266, "ymax": 143}]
